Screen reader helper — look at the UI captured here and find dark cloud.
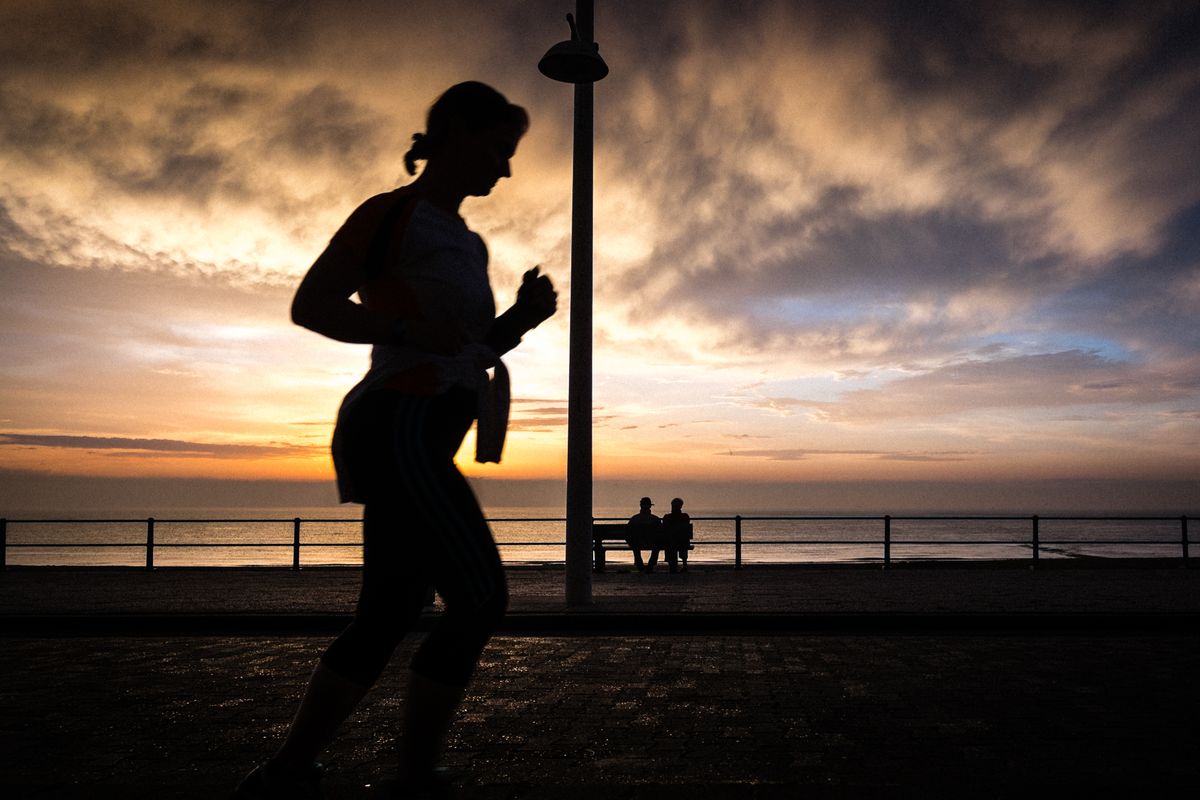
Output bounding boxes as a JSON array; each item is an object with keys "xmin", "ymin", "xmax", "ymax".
[
  {"xmin": 583, "ymin": 0, "xmax": 1200, "ymax": 385},
  {"xmin": 271, "ymin": 85, "xmax": 385, "ymax": 165},
  {"xmin": 0, "ymin": 2, "xmax": 155, "ymax": 74},
  {"xmin": 809, "ymin": 350, "xmax": 1200, "ymax": 422},
  {"xmin": 1047, "ymin": 4, "xmax": 1200, "ymax": 145},
  {"xmin": 723, "ymin": 447, "xmax": 973, "ymax": 462},
  {"xmin": 0, "ymin": 1, "xmax": 319, "ymax": 76},
  {"xmin": 876, "ymin": 452, "xmax": 972, "ymax": 462},
  {"xmin": 0, "ymin": 86, "xmax": 239, "ymax": 205},
  {"xmin": 871, "ymin": 1, "xmax": 1061, "ymax": 119},
  {"xmin": 122, "ymin": 150, "xmax": 231, "ymax": 199},
  {"xmin": 505, "ymin": 402, "xmax": 576, "ymax": 431},
  {"xmin": 0, "ymin": 433, "xmax": 315, "ymax": 459},
  {"xmin": 0, "ymin": 4, "xmax": 392, "ymax": 223},
  {"xmin": 170, "ymin": 83, "xmax": 255, "ymax": 128},
  {"xmin": 0, "ymin": 88, "xmax": 135, "ymax": 167},
  {"xmin": 1046, "ymin": 202, "xmax": 1200, "ymax": 357},
  {"xmin": 654, "ymin": 196, "xmax": 1061, "ymax": 315}
]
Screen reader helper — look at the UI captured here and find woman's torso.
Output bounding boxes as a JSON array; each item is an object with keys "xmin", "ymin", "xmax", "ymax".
[{"xmin": 357, "ymin": 195, "xmax": 496, "ymax": 393}]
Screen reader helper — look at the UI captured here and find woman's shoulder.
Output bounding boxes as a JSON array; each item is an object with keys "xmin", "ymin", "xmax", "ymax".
[{"xmin": 331, "ymin": 190, "xmax": 414, "ymax": 256}]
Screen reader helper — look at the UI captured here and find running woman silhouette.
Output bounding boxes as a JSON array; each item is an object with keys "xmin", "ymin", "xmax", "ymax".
[{"xmin": 236, "ymin": 81, "xmax": 556, "ymax": 800}]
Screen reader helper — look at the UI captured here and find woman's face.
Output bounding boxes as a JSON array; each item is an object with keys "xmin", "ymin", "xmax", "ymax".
[{"xmin": 448, "ymin": 120, "xmax": 524, "ymax": 197}]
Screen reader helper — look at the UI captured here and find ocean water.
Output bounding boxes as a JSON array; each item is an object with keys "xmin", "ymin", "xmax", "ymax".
[{"xmin": 1, "ymin": 505, "xmax": 1192, "ymax": 567}]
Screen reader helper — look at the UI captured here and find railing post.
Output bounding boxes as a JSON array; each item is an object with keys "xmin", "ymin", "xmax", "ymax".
[
  {"xmin": 293, "ymin": 517, "xmax": 302, "ymax": 570},
  {"xmin": 146, "ymin": 517, "xmax": 155, "ymax": 570},
  {"xmin": 883, "ymin": 515, "xmax": 891, "ymax": 568},
  {"xmin": 1031, "ymin": 515, "xmax": 1039, "ymax": 565},
  {"xmin": 1, "ymin": 518, "xmax": 7, "ymax": 570},
  {"xmin": 1183, "ymin": 515, "xmax": 1190, "ymax": 567},
  {"xmin": 735, "ymin": 515, "xmax": 742, "ymax": 570}
]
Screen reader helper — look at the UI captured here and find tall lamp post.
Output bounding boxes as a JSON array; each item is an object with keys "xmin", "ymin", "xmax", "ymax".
[{"xmin": 539, "ymin": 1, "xmax": 609, "ymax": 606}]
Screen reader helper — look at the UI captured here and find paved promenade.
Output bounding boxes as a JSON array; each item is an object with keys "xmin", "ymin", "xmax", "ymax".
[{"xmin": 2, "ymin": 563, "xmax": 1198, "ymax": 797}]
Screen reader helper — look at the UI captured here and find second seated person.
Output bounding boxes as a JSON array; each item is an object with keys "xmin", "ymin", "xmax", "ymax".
[{"xmin": 661, "ymin": 497, "xmax": 692, "ymax": 572}]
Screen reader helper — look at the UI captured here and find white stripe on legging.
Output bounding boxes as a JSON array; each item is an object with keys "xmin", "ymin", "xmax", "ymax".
[{"xmin": 393, "ymin": 395, "xmax": 498, "ymax": 607}]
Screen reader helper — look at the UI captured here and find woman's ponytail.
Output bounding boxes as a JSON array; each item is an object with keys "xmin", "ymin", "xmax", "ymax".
[{"xmin": 403, "ymin": 132, "xmax": 430, "ymax": 176}]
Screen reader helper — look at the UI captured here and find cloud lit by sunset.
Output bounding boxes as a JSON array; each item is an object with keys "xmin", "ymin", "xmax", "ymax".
[{"xmin": 1, "ymin": 0, "xmax": 1197, "ymax": 510}]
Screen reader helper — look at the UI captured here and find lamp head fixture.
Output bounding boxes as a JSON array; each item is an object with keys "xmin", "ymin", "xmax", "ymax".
[{"xmin": 539, "ymin": 13, "xmax": 609, "ymax": 83}]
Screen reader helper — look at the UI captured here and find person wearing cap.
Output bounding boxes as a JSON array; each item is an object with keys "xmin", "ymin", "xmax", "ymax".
[{"xmin": 625, "ymin": 496, "xmax": 661, "ymax": 572}]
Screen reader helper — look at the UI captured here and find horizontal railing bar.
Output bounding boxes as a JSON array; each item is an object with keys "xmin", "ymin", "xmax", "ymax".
[
  {"xmin": 903, "ymin": 518, "xmax": 1177, "ymax": 523},
  {"xmin": 4, "ymin": 543, "xmax": 150, "ymax": 548},
  {"xmin": 1062, "ymin": 520, "xmax": 1181, "ymax": 525},
  {"xmin": 699, "ymin": 540, "xmax": 885, "ymax": 546},
  {"xmin": 3, "ymin": 519, "xmax": 362, "ymax": 525},
  {"xmin": 8, "ymin": 541, "xmax": 606, "ymax": 548},
  {"xmin": 4, "ymin": 520, "xmax": 161, "ymax": 525},
  {"xmin": 3, "ymin": 520, "xmax": 573, "ymax": 528},
  {"xmin": 9, "ymin": 539, "xmax": 1192, "ymax": 548},
  {"xmin": 722, "ymin": 540, "xmax": 1027, "ymax": 546},
  {"xmin": 886, "ymin": 540, "xmax": 1185, "ymax": 546},
  {"xmin": 7, "ymin": 515, "xmax": 1187, "ymax": 524}
]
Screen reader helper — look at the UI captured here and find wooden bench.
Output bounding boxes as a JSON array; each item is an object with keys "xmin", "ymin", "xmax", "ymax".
[
  {"xmin": 591, "ymin": 523, "xmax": 633, "ymax": 572},
  {"xmin": 592, "ymin": 522, "xmax": 694, "ymax": 572}
]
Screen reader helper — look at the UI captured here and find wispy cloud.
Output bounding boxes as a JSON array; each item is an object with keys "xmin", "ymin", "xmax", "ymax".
[
  {"xmin": 0, "ymin": 433, "xmax": 317, "ymax": 459},
  {"xmin": 806, "ymin": 350, "xmax": 1200, "ymax": 423},
  {"xmin": 723, "ymin": 448, "xmax": 975, "ymax": 463}
]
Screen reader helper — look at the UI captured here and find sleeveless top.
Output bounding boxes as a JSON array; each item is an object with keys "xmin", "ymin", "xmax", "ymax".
[{"xmin": 330, "ymin": 194, "xmax": 510, "ymax": 502}]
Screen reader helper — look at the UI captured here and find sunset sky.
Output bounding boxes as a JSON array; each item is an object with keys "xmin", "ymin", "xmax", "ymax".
[{"xmin": 1, "ymin": 0, "xmax": 1198, "ymax": 511}]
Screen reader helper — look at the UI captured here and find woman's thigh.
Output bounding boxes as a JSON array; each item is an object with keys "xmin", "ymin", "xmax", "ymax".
[{"xmin": 388, "ymin": 390, "xmax": 505, "ymax": 608}]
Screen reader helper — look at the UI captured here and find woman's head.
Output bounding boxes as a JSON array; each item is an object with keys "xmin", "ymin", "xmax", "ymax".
[{"xmin": 404, "ymin": 82, "xmax": 529, "ymax": 194}]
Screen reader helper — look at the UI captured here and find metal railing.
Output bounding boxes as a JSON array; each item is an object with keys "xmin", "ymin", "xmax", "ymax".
[
  {"xmin": 0, "ymin": 514, "xmax": 1192, "ymax": 569},
  {"xmin": 683, "ymin": 514, "xmax": 1192, "ymax": 569}
]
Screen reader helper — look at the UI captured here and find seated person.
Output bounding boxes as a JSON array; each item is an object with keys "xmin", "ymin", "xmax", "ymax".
[
  {"xmin": 625, "ymin": 496, "xmax": 661, "ymax": 572},
  {"xmin": 661, "ymin": 497, "xmax": 693, "ymax": 572}
]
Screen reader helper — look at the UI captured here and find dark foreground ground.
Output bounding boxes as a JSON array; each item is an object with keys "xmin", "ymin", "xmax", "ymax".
[{"xmin": 1, "ymin": 563, "xmax": 1198, "ymax": 797}]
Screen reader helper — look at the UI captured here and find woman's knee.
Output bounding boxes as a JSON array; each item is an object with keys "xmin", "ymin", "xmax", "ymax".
[
  {"xmin": 410, "ymin": 585, "xmax": 507, "ymax": 687},
  {"xmin": 321, "ymin": 622, "xmax": 401, "ymax": 686},
  {"xmin": 480, "ymin": 580, "xmax": 509, "ymax": 624},
  {"xmin": 443, "ymin": 560, "xmax": 508, "ymax": 622},
  {"xmin": 441, "ymin": 579, "xmax": 508, "ymax": 642}
]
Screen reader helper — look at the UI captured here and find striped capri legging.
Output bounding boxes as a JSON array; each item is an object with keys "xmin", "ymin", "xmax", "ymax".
[{"xmin": 321, "ymin": 386, "xmax": 508, "ymax": 688}]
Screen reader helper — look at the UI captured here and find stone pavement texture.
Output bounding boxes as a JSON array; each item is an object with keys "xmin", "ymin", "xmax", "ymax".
[
  {"xmin": 2, "ymin": 633, "xmax": 1198, "ymax": 798},
  {"xmin": 1, "ymin": 565, "xmax": 1198, "ymax": 797},
  {"xmin": 3, "ymin": 561, "xmax": 1200, "ymax": 617}
]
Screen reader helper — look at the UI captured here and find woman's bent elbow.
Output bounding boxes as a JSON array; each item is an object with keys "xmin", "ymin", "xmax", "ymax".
[{"xmin": 291, "ymin": 295, "xmax": 318, "ymax": 331}]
